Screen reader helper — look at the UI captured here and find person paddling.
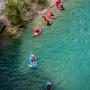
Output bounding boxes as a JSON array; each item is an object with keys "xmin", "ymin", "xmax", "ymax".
[
  {"xmin": 31, "ymin": 55, "xmax": 36, "ymax": 63},
  {"xmin": 42, "ymin": 16, "xmax": 51, "ymax": 25},
  {"xmin": 47, "ymin": 84, "xmax": 52, "ymax": 90},
  {"xmin": 46, "ymin": 82, "xmax": 52, "ymax": 90},
  {"xmin": 48, "ymin": 11, "xmax": 56, "ymax": 19}
]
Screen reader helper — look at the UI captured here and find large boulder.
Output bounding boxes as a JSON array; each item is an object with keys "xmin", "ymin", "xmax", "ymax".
[{"xmin": 4, "ymin": 26, "xmax": 22, "ymax": 37}]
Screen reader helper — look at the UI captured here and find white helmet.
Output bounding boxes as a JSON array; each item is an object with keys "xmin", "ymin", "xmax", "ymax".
[{"xmin": 32, "ymin": 54, "xmax": 35, "ymax": 57}]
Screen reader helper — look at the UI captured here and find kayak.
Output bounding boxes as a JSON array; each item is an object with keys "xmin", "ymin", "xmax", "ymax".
[
  {"xmin": 48, "ymin": 12, "xmax": 56, "ymax": 19},
  {"xmin": 42, "ymin": 18, "xmax": 51, "ymax": 26},
  {"xmin": 33, "ymin": 27, "xmax": 42, "ymax": 37},
  {"xmin": 46, "ymin": 81, "xmax": 52, "ymax": 90},
  {"xmin": 28, "ymin": 54, "xmax": 38, "ymax": 69}
]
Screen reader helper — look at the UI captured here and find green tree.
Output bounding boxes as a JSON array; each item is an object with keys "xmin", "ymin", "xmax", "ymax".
[{"xmin": 5, "ymin": 0, "xmax": 22, "ymax": 25}]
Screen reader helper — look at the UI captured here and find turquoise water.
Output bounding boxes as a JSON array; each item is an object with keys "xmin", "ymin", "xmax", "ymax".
[{"xmin": 0, "ymin": 0, "xmax": 90, "ymax": 90}]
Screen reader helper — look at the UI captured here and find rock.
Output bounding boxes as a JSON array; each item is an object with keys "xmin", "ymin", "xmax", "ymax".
[
  {"xmin": 4, "ymin": 26, "xmax": 22, "ymax": 37},
  {"xmin": 40, "ymin": 9, "xmax": 48, "ymax": 14},
  {"xmin": 5, "ymin": 27, "xmax": 17, "ymax": 36}
]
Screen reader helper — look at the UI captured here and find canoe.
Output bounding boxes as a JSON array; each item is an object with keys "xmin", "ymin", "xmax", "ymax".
[{"xmin": 28, "ymin": 54, "xmax": 38, "ymax": 69}]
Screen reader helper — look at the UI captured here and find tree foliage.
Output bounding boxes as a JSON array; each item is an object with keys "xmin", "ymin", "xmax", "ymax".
[
  {"xmin": 5, "ymin": 0, "xmax": 22, "ymax": 25},
  {"xmin": 4, "ymin": 0, "xmax": 48, "ymax": 26}
]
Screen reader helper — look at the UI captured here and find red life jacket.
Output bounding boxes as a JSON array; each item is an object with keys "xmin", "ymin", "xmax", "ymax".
[
  {"xmin": 47, "ymin": 85, "xmax": 52, "ymax": 90},
  {"xmin": 32, "ymin": 56, "xmax": 35, "ymax": 63}
]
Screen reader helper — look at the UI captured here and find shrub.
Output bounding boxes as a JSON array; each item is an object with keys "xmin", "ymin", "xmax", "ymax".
[{"xmin": 5, "ymin": 0, "xmax": 22, "ymax": 25}]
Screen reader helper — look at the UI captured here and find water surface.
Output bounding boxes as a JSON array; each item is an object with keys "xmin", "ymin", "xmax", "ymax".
[{"xmin": 0, "ymin": 0, "xmax": 90, "ymax": 90}]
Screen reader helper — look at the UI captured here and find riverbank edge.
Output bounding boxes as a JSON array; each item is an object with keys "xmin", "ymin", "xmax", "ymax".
[{"xmin": 0, "ymin": 0, "xmax": 72, "ymax": 39}]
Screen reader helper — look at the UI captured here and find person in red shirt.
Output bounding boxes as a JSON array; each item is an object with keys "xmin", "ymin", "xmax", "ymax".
[
  {"xmin": 48, "ymin": 11, "xmax": 56, "ymax": 19},
  {"xmin": 31, "ymin": 55, "xmax": 35, "ymax": 63}
]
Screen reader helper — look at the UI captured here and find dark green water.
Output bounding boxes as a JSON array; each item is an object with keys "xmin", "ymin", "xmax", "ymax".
[{"xmin": 0, "ymin": 0, "xmax": 90, "ymax": 90}]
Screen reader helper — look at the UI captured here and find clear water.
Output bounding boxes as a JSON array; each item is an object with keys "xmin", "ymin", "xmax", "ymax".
[{"xmin": 0, "ymin": 0, "xmax": 90, "ymax": 90}]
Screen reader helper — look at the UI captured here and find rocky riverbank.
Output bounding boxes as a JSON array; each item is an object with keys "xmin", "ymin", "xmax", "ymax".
[
  {"xmin": 0, "ymin": 0, "xmax": 69, "ymax": 38},
  {"xmin": 0, "ymin": 0, "xmax": 49, "ymax": 38}
]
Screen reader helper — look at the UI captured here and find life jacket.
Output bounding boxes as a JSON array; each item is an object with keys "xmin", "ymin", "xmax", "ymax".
[
  {"xmin": 47, "ymin": 85, "xmax": 52, "ymax": 90},
  {"xmin": 36, "ymin": 28, "xmax": 40, "ymax": 33},
  {"xmin": 56, "ymin": 0, "xmax": 61, "ymax": 3},
  {"xmin": 32, "ymin": 56, "xmax": 35, "ymax": 63}
]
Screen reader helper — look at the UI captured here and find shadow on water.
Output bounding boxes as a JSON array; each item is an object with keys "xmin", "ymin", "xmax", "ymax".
[
  {"xmin": 0, "ymin": 38, "xmax": 54, "ymax": 90},
  {"xmin": 0, "ymin": 38, "xmax": 22, "ymax": 90}
]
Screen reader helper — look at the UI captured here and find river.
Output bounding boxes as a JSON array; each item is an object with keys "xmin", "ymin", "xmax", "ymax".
[{"xmin": 0, "ymin": 0, "xmax": 90, "ymax": 90}]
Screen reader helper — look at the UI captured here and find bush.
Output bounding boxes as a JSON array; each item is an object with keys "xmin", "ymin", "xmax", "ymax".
[
  {"xmin": 4, "ymin": 0, "xmax": 48, "ymax": 26},
  {"xmin": 5, "ymin": 0, "xmax": 22, "ymax": 25}
]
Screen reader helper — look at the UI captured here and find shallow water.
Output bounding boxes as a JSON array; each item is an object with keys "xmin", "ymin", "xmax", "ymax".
[{"xmin": 0, "ymin": 0, "xmax": 90, "ymax": 90}]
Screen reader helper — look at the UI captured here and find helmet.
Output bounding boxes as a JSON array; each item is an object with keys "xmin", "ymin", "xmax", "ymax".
[
  {"xmin": 32, "ymin": 54, "xmax": 35, "ymax": 57},
  {"xmin": 46, "ymin": 81, "xmax": 51, "ymax": 85}
]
